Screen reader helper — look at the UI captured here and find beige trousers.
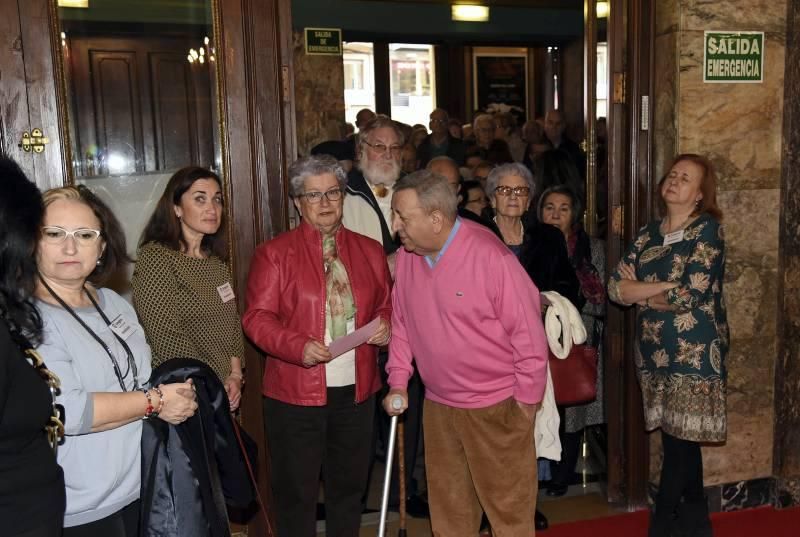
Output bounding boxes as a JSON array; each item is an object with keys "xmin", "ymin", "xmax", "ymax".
[{"xmin": 423, "ymin": 397, "xmax": 538, "ymax": 537}]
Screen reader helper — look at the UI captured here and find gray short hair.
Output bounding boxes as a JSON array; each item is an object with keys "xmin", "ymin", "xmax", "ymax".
[
  {"xmin": 473, "ymin": 113, "xmax": 494, "ymax": 129},
  {"xmin": 288, "ymin": 155, "xmax": 348, "ymax": 197},
  {"xmin": 486, "ymin": 162, "xmax": 536, "ymax": 198},
  {"xmin": 394, "ymin": 169, "xmax": 458, "ymax": 221},
  {"xmin": 358, "ymin": 115, "xmax": 406, "ymax": 149}
]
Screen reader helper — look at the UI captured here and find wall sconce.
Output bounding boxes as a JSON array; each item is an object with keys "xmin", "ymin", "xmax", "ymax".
[
  {"xmin": 597, "ymin": 1, "xmax": 610, "ymax": 18},
  {"xmin": 452, "ymin": 4, "xmax": 490, "ymax": 22},
  {"xmin": 58, "ymin": 0, "xmax": 89, "ymax": 7}
]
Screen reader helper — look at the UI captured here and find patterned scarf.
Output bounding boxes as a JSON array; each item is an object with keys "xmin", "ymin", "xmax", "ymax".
[{"xmin": 323, "ymin": 235, "xmax": 355, "ymax": 339}]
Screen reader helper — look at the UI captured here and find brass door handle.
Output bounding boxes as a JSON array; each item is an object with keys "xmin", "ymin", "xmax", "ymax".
[{"xmin": 18, "ymin": 128, "xmax": 50, "ymax": 153}]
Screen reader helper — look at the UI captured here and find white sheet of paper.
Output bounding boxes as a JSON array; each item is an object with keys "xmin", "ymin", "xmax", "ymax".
[{"xmin": 329, "ymin": 317, "xmax": 381, "ymax": 358}]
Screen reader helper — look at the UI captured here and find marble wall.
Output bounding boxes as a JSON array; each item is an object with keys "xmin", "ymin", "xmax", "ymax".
[
  {"xmin": 292, "ymin": 31, "xmax": 347, "ymax": 156},
  {"xmin": 652, "ymin": 0, "xmax": 787, "ymax": 487}
]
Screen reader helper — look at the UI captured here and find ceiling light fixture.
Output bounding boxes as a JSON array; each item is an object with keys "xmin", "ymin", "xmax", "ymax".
[
  {"xmin": 452, "ymin": 4, "xmax": 490, "ymax": 22},
  {"xmin": 57, "ymin": 0, "xmax": 89, "ymax": 8}
]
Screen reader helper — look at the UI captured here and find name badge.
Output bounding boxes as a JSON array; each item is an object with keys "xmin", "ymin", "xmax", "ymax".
[
  {"xmin": 663, "ymin": 229, "xmax": 684, "ymax": 246},
  {"xmin": 217, "ymin": 282, "xmax": 236, "ymax": 303},
  {"xmin": 109, "ymin": 315, "xmax": 136, "ymax": 340}
]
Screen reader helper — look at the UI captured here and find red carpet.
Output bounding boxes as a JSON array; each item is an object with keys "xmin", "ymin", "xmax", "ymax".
[{"xmin": 544, "ymin": 506, "xmax": 800, "ymax": 536}]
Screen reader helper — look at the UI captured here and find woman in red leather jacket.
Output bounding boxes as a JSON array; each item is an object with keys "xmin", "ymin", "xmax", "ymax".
[{"xmin": 243, "ymin": 154, "xmax": 392, "ymax": 537}]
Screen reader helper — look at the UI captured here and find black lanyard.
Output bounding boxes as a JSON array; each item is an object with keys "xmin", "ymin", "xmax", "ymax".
[{"xmin": 40, "ymin": 279, "xmax": 140, "ymax": 392}]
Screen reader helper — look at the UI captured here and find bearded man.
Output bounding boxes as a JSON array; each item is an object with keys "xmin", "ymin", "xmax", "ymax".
[{"xmin": 343, "ymin": 115, "xmax": 404, "ymax": 258}]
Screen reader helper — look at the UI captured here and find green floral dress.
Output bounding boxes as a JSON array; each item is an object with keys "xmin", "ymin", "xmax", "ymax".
[{"xmin": 608, "ymin": 213, "xmax": 729, "ymax": 442}]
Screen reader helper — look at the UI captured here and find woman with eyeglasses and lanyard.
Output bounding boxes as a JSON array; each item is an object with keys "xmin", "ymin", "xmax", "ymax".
[
  {"xmin": 243, "ymin": 155, "xmax": 392, "ymax": 537},
  {"xmin": 34, "ymin": 186, "xmax": 197, "ymax": 537},
  {"xmin": 0, "ymin": 157, "xmax": 65, "ymax": 537}
]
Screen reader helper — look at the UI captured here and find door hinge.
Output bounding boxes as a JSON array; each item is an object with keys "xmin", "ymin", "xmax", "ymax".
[
  {"xmin": 612, "ymin": 72, "xmax": 626, "ymax": 104},
  {"xmin": 18, "ymin": 128, "xmax": 49, "ymax": 153}
]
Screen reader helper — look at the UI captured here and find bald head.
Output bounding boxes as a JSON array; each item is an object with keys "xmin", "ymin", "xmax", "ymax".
[
  {"xmin": 356, "ymin": 108, "xmax": 377, "ymax": 130},
  {"xmin": 427, "ymin": 156, "xmax": 461, "ymax": 195}
]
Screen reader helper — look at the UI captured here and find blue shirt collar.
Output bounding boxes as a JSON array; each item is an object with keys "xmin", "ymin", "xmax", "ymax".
[{"xmin": 425, "ymin": 218, "xmax": 461, "ymax": 268}]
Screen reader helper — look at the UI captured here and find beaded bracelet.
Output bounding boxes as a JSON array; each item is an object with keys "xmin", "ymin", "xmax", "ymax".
[
  {"xmin": 152, "ymin": 386, "xmax": 165, "ymax": 417},
  {"xmin": 141, "ymin": 388, "xmax": 155, "ymax": 419}
]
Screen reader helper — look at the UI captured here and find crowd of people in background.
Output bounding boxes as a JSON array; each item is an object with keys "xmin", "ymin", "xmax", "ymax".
[
  {"xmin": 0, "ymin": 100, "xmax": 726, "ymax": 537},
  {"xmin": 306, "ymin": 107, "xmax": 610, "ymax": 533}
]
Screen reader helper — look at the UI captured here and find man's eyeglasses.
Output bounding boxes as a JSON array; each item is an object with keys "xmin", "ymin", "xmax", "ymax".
[
  {"xmin": 41, "ymin": 226, "xmax": 102, "ymax": 246},
  {"xmin": 429, "ymin": 118, "xmax": 447, "ymax": 125},
  {"xmin": 494, "ymin": 186, "xmax": 531, "ymax": 197},
  {"xmin": 363, "ymin": 140, "xmax": 403, "ymax": 156},
  {"xmin": 298, "ymin": 187, "xmax": 344, "ymax": 204}
]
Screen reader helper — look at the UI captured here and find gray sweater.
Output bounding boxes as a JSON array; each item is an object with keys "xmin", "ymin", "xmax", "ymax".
[{"xmin": 37, "ymin": 288, "xmax": 152, "ymax": 527}]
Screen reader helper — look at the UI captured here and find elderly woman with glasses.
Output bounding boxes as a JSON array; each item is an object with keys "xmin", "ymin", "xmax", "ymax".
[
  {"xmin": 487, "ymin": 162, "xmax": 536, "ymax": 256},
  {"xmin": 243, "ymin": 154, "xmax": 392, "ymax": 537},
  {"xmin": 485, "ymin": 163, "xmax": 581, "ymax": 531}
]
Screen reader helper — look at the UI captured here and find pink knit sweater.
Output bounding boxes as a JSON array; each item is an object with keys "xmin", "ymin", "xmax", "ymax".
[{"xmin": 387, "ymin": 219, "xmax": 548, "ymax": 408}]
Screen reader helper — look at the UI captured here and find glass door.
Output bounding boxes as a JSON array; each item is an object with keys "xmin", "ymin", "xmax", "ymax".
[{"xmin": 55, "ymin": 0, "xmax": 225, "ymax": 290}]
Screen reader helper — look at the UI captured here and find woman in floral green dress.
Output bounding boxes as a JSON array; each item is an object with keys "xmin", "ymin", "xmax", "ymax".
[{"xmin": 608, "ymin": 154, "xmax": 728, "ymax": 537}]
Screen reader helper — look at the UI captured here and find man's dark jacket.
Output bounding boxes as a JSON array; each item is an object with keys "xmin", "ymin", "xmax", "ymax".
[{"xmin": 417, "ymin": 134, "xmax": 466, "ymax": 168}]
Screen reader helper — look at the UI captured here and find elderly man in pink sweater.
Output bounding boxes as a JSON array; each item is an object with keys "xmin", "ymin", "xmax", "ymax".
[{"xmin": 383, "ymin": 169, "xmax": 549, "ymax": 536}]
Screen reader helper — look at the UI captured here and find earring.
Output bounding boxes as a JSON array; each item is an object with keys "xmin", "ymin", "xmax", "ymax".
[{"xmin": 96, "ymin": 259, "xmax": 102, "ymax": 266}]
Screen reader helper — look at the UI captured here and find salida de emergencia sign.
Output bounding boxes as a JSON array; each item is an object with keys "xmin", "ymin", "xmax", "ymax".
[
  {"xmin": 304, "ymin": 28, "xmax": 342, "ymax": 56},
  {"xmin": 704, "ymin": 31, "xmax": 764, "ymax": 83}
]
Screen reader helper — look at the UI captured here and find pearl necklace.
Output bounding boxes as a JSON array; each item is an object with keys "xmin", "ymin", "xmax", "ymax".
[{"xmin": 494, "ymin": 216, "xmax": 524, "ymax": 245}]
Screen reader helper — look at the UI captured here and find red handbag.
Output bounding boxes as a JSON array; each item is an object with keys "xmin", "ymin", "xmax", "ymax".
[{"xmin": 548, "ymin": 344, "xmax": 598, "ymax": 406}]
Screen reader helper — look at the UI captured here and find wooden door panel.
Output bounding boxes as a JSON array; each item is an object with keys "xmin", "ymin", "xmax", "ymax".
[
  {"xmin": 90, "ymin": 50, "xmax": 144, "ymax": 174},
  {"xmin": 68, "ymin": 35, "xmax": 214, "ymax": 175},
  {"xmin": 149, "ymin": 52, "xmax": 212, "ymax": 169}
]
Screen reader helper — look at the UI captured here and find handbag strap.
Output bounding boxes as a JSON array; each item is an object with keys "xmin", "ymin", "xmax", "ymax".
[{"xmin": 230, "ymin": 415, "xmax": 274, "ymax": 537}]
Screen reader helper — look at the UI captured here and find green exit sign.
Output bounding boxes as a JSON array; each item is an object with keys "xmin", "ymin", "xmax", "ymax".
[
  {"xmin": 304, "ymin": 28, "xmax": 342, "ymax": 56},
  {"xmin": 704, "ymin": 31, "xmax": 764, "ymax": 83}
]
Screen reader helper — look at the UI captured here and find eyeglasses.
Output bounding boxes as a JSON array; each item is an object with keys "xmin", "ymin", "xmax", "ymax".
[
  {"xmin": 363, "ymin": 140, "xmax": 403, "ymax": 156},
  {"xmin": 494, "ymin": 186, "xmax": 531, "ymax": 197},
  {"xmin": 299, "ymin": 187, "xmax": 344, "ymax": 204},
  {"xmin": 41, "ymin": 226, "xmax": 102, "ymax": 245},
  {"xmin": 25, "ymin": 348, "xmax": 65, "ymax": 452},
  {"xmin": 430, "ymin": 118, "xmax": 447, "ymax": 125}
]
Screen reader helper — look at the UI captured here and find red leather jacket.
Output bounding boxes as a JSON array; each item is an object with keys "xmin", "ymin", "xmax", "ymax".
[{"xmin": 243, "ymin": 220, "xmax": 392, "ymax": 406}]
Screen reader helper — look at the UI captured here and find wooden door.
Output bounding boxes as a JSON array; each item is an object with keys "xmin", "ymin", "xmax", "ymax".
[
  {"xmin": 0, "ymin": 0, "xmax": 68, "ymax": 189},
  {"xmin": 603, "ymin": 0, "xmax": 654, "ymax": 509}
]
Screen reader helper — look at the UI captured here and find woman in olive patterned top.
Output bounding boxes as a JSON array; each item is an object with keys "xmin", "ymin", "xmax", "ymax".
[
  {"xmin": 131, "ymin": 167, "xmax": 245, "ymax": 412},
  {"xmin": 608, "ymin": 154, "xmax": 727, "ymax": 537}
]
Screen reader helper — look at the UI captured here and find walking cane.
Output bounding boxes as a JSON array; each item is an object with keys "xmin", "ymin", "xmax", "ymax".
[
  {"xmin": 397, "ymin": 419, "xmax": 407, "ymax": 537},
  {"xmin": 378, "ymin": 396, "xmax": 403, "ymax": 537}
]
